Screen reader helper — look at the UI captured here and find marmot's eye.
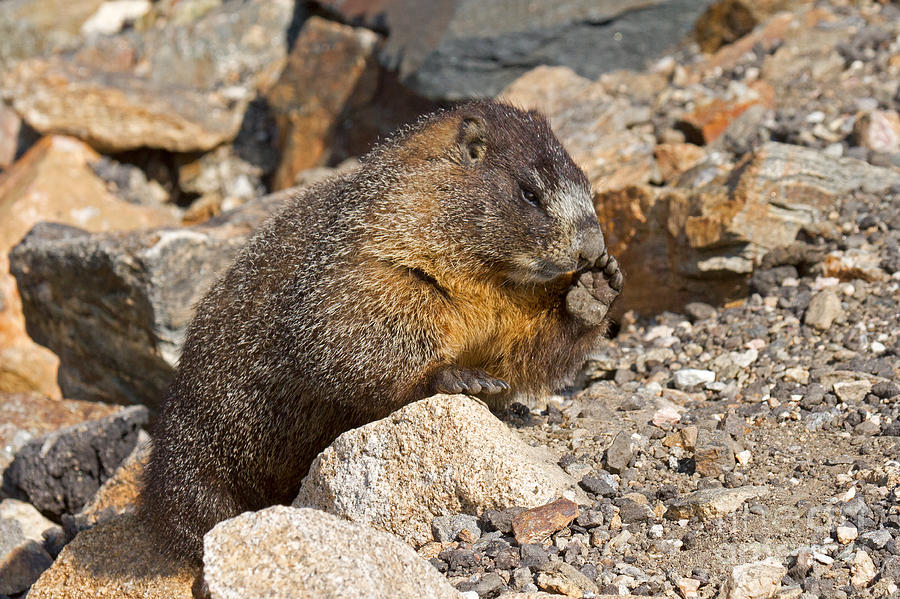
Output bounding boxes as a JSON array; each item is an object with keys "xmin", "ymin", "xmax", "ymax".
[{"xmin": 520, "ymin": 186, "xmax": 540, "ymax": 208}]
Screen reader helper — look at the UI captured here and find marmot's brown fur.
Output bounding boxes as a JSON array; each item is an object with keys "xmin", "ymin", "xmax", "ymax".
[{"xmin": 141, "ymin": 100, "xmax": 623, "ymax": 561}]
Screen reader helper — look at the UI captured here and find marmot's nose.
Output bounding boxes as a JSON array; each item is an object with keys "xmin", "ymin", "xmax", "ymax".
[{"xmin": 578, "ymin": 225, "xmax": 605, "ymax": 267}]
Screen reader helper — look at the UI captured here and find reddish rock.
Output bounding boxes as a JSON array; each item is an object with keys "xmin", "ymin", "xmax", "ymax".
[
  {"xmin": 677, "ymin": 81, "xmax": 775, "ymax": 145},
  {"xmin": 511, "ymin": 498, "xmax": 578, "ymax": 545},
  {"xmin": 267, "ymin": 17, "xmax": 381, "ymax": 190},
  {"xmin": 0, "ymin": 392, "xmax": 119, "ymax": 472},
  {"xmin": 0, "ymin": 136, "xmax": 177, "ymax": 397}
]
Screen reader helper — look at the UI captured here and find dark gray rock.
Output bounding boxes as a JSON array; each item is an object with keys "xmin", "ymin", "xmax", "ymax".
[
  {"xmin": 9, "ymin": 192, "xmax": 290, "ymax": 409},
  {"xmin": 0, "ymin": 533, "xmax": 52, "ymax": 596},
  {"xmin": 1, "ymin": 406, "xmax": 147, "ymax": 520},
  {"xmin": 481, "ymin": 507, "xmax": 526, "ymax": 534},
  {"xmin": 519, "ymin": 543, "xmax": 549, "ymax": 569},
  {"xmin": 321, "ymin": 0, "xmax": 715, "ymax": 100},
  {"xmin": 580, "ymin": 472, "xmax": 619, "ymax": 497},
  {"xmin": 604, "ymin": 431, "xmax": 633, "ymax": 474}
]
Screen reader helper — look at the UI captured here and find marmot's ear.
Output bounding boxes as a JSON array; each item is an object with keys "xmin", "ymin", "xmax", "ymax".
[{"xmin": 459, "ymin": 116, "xmax": 487, "ymax": 165}]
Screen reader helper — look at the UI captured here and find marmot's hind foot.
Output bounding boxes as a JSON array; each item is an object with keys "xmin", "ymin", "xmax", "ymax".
[{"xmin": 431, "ymin": 366, "xmax": 510, "ymax": 396}]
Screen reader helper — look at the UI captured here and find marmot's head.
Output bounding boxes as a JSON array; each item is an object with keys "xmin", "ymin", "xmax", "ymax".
[{"xmin": 373, "ymin": 101, "xmax": 605, "ymax": 284}]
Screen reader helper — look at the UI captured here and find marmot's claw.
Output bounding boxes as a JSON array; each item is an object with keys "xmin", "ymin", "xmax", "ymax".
[
  {"xmin": 595, "ymin": 250, "xmax": 610, "ymax": 270},
  {"xmin": 432, "ymin": 367, "xmax": 509, "ymax": 396},
  {"xmin": 565, "ymin": 250, "xmax": 623, "ymax": 327}
]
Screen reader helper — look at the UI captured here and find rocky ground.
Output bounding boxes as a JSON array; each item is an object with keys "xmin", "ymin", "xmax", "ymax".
[{"xmin": 1, "ymin": 0, "xmax": 899, "ymax": 598}]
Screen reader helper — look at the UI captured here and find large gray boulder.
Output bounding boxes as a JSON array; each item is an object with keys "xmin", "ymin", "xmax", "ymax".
[
  {"xmin": 320, "ymin": 0, "xmax": 716, "ymax": 100},
  {"xmin": 9, "ymin": 192, "xmax": 292, "ymax": 409}
]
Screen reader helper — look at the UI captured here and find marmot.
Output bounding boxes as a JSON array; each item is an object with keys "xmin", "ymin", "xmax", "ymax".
[{"xmin": 141, "ymin": 100, "xmax": 623, "ymax": 561}]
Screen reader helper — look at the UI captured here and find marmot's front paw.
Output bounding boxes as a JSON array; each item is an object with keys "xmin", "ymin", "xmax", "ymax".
[
  {"xmin": 430, "ymin": 366, "xmax": 510, "ymax": 395},
  {"xmin": 565, "ymin": 250, "xmax": 623, "ymax": 327}
]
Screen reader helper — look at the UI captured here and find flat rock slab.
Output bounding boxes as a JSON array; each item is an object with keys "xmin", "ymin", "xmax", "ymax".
[
  {"xmin": 204, "ymin": 506, "xmax": 462, "ymax": 599},
  {"xmin": 323, "ymin": 0, "xmax": 713, "ymax": 100},
  {"xmin": 2, "ymin": 405, "xmax": 147, "ymax": 519},
  {"xmin": 665, "ymin": 485, "xmax": 768, "ymax": 521},
  {"xmin": 295, "ymin": 394, "xmax": 587, "ymax": 547},
  {"xmin": 28, "ymin": 513, "xmax": 196, "ymax": 599}
]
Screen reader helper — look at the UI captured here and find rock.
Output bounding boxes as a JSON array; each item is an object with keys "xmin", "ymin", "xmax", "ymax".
[
  {"xmin": 511, "ymin": 498, "xmax": 578, "ymax": 545},
  {"xmin": 294, "ymin": 395, "xmax": 586, "ymax": 547},
  {"xmin": 176, "ymin": 145, "xmax": 267, "ymax": 222},
  {"xmin": 677, "ymin": 576, "xmax": 702, "ymax": 598},
  {"xmin": 481, "ymin": 507, "xmax": 526, "ymax": 535},
  {"xmin": 836, "ymin": 524, "xmax": 858, "ymax": 545},
  {"xmin": 0, "ymin": 0, "xmax": 101, "ymax": 72},
  {"xmin": 604, "ymin": 431, "xmax": 634, "ymax": 474},
  {"xmin": 693, "ymin": 429, "xmax": 735, "ymax": 477},
  {"xmin": 617, "ymin": 496, "xmax": 655, "ymax": 523},
  {"xmin": 723, "ymin": 557, "xmax": 786, "ymax": 599},
  {"xmin": 0, "ymin": 499, "xmax": 59, "ymax": 594},
  {"xmin": 853, "ymin": 110, "xmax": 900, "ymax": 154},
  {"xmin": 80, "ymin": 0, "xmax": 151, "ymax": 36},
  {"xmin": 676, "ymin": 81, "xmax": 775, "ymax": 145},
  {"xmin": 655, "ymin": 143, "xmax": 706, "ymax": 183},
  {"xmin": 667, "ymin": 143, "xmax": 900, "ymax": 280},
  {"xmin": 674, "ymin": 369, "xmax": 716, "ymax": 390},
  {"xmin": 472, "ymin": 572, "xmax": 506, "ymax": 596},
  {"xmin": 580, "ymin": 472, "xmax": 619, "ymax": 497},
  {"xmin": 833, "ymin": 380, "xmax": 872, "ymax": 404},
  {"xmin": 62, "ymin": 432, "xmax": 149, "ymax": 539},
  {"xmin": 860, "ymin": 529, "xmax": 893, "ymax": 550},
  {"xmin": 685, "ymin": 302, "xmax": 717, "ymax": 322},
  {"xmin": 665, "ymin": 486, "xmax": 768, "ymax": 521},
  {"xmin": 694, "ymin": 0, "xmax": 759, "ymax": 53},
  {"xmin": 266, "ymin": 16, "xmax": 380, "ymax": 190},
  {"xmin": 8, "ymin": 190, "xmax": 290, "ymax": 408},
  {"xmin": 804, "ymin": 289, "xmax": 843, "ymax": 330},
  {"xmin": 28, "ymin": 514, "xmax": 196, "ymax": 598},
  {"xmin": 1, "ymin": 0, "xmax": 294, "ymax": 152},
  {"xmin": 90, "ymin": 155, "xmax": 170, "ymax": 207},
  {"xmin": 535, "ymin": 561, "xmax": 599, "ymax": 598},
  {"xmin": 663, "ymin": 425, "xmax": 699, "ymax": 451},
  {"xmin": 432, "ymin": 514, "xmax": 481, "ymax": 544},
  {"xmin": 0, "ymin": 135, "xmax": 176, "ymax": 398},
  {"xmin": 2, "ymin": 406, "xmax": 147, "ymax": 519},
  {"xmin": 204, "ymin": 506, "xmax": 461, "ymax": 599},
  {"xmin": 851, "ymin": 550, "xmax": 877, "ymax": 588},
  {"xmin": 324, "ymin": 0, "xmax": 713, "ymax": 100},
  {"xmin": 0, "ymin": 391, "xmax": 119, "ymax": 472},
  {"xmin": 588, "ymin": 184, "xmax": 692, "ymax": 315}
]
